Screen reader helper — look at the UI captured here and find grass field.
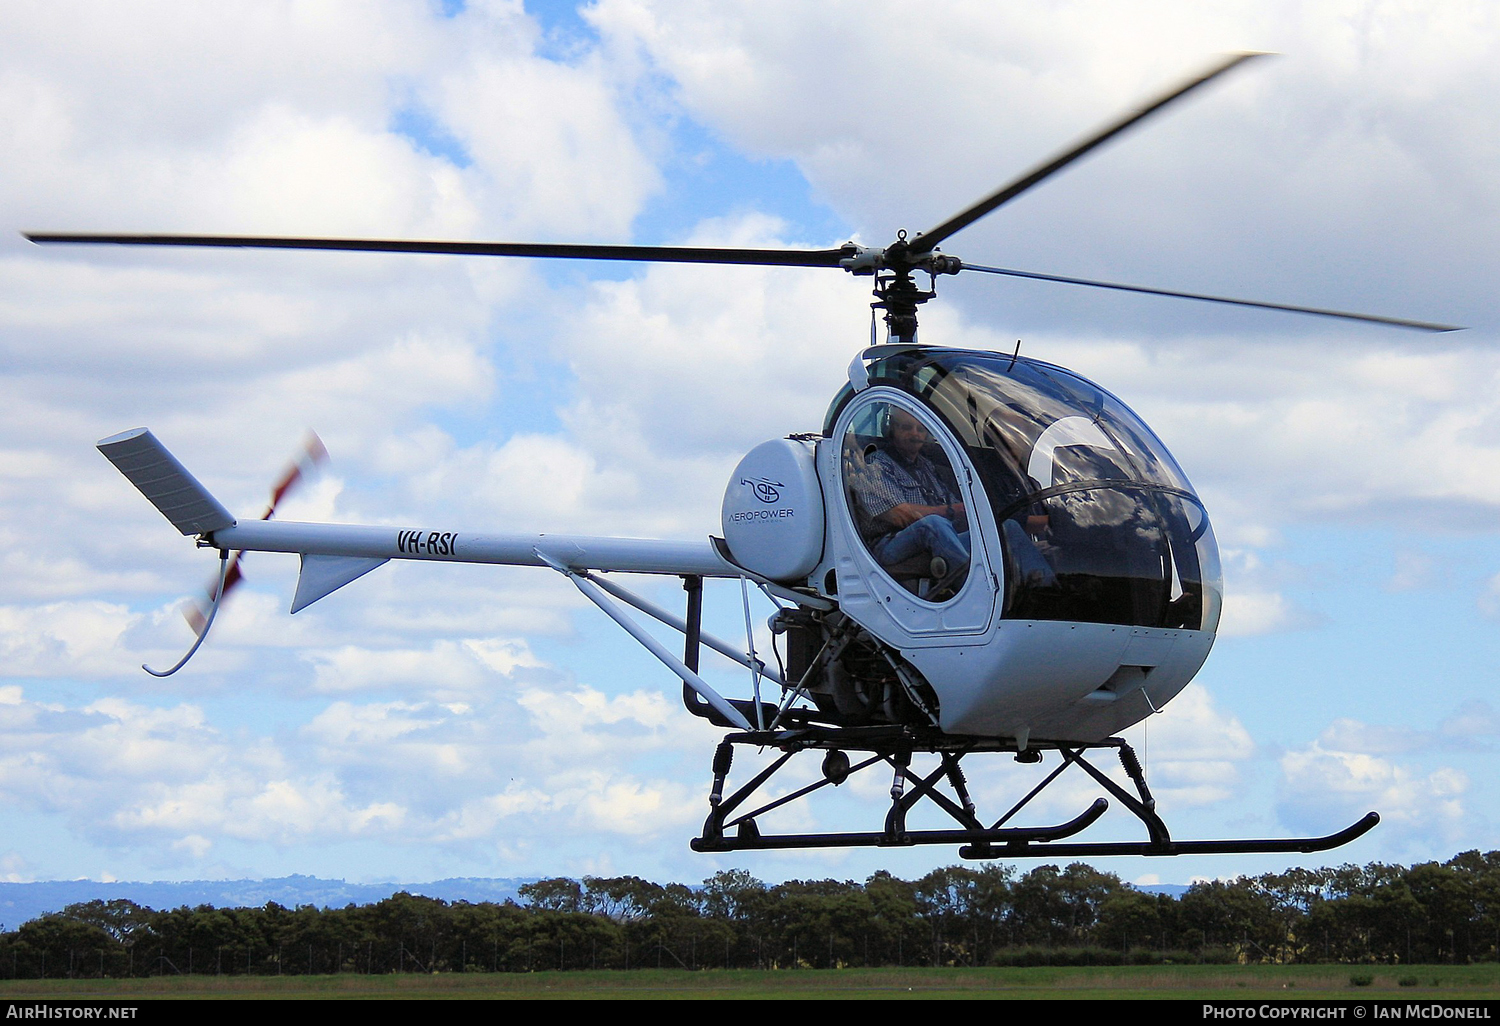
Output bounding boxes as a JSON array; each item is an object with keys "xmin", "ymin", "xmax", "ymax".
[{"xmin": 1, "ymin": 965, "xmax": 1498, "ymax": 1000}]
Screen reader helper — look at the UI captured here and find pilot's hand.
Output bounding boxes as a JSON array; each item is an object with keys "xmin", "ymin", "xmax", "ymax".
[{"xmin": 885, "ymin": 503, "xmax": 923, "ymax": 528}]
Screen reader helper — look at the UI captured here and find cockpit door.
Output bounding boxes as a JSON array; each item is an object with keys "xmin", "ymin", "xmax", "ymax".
[{"xmin": 824, "ymin": 389, "xmax": 996, "ymax": 639}]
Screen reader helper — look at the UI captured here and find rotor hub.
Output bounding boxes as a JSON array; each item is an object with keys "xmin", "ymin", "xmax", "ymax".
[{"xmin": 839, "ymin": 233, "xmax": 964, "ymax": 343}]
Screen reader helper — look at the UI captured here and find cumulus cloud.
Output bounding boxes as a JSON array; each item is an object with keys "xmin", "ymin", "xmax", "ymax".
[
  {"xmin": 0, "ymin": 660, "xmax": 721, "ymax": 872},
  {"xmin": 114, "ymin": 776, "xmax": 407, "ymax": 847},
  {"xmin": 596, "ymin": 1, "xmax": 1500, "ymax": 315},
  {"xmin": 1317, "ymin": 718, "xmax": 1431, "ymax": 756},
  {"xmin": 1217, "ymin": 589, "xmax": 1297, "ymax": 638},
  {"xmin": 1125, "ymin": 685, "xmax": 1256, "ymax": 808},
  {"xmin": 1278, "ymin": 741, "xmax": 1468, "ymax": 846},
  {"xmin": 0, "ymin": 689, "xmax": 287, "ymax": 842},
  {"xmin": 1206, "ymin": 547, "xmax": 1320, "ymax": 637},
  {"xmin": 306, "ymin": 639, "xmax": 519, "ymax": 696},
  {"xmin": 0, "ymin": 601, "xmax": 141, "ymax": 679},
  {"xmin": 1308, "ymin": 706, "xmax": 1498, "ymax": 758}
]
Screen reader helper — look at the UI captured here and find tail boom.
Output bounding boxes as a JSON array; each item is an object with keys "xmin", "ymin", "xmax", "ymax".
[
  {"xmin": 101, "ymin": 428, "xmax": 744, "ymax": 615},
  {"xmin": 208, "ymin": 520, "xmax": 737, "ymax": 578}
]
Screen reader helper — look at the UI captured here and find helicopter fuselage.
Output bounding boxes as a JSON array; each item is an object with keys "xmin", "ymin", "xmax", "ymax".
[{"xmin": 719, "ymin": 347, "xmax": 1222, "ymax": 744}]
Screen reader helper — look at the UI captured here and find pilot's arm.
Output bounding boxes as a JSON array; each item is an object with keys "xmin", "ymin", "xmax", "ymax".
[{"xmin": 880, "ymin": 500, "xmax": 966, "ymax": 529}]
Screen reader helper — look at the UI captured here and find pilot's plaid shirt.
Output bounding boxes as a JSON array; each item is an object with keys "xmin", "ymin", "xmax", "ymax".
[{"xmin": 857, "ymin": 448, "xmax": 959, "ymax": 538}]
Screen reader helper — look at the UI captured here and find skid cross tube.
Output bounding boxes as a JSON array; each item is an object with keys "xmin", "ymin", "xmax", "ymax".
[{"xmin": 690, "ymin": 730, "xmax": 1380, "ymax": 857}]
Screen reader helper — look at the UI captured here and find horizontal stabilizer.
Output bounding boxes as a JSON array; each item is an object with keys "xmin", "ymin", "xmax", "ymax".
[
  {"xmin": 290, "ymin": 553, "xmax": 389, "ymax": 613},
  {"xmin": 97, "ymin": 428, "xmax": 235, "ymax": 535}
]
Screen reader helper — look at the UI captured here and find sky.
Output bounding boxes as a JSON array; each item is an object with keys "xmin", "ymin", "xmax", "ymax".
[{"xmin": 2, "ymin": 0, "xmax": 1499, "ymax": 890}]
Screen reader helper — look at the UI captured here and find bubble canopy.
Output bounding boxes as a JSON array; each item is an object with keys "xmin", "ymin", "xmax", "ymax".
[{"xmin": 827, "ymin": 350, "xmax": 1223, "ymax": 632}]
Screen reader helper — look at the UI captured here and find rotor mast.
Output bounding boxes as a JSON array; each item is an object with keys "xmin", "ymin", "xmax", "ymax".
[{"xmin": 873, "ymin": 263, "xmax": 933, "ymax": 345}]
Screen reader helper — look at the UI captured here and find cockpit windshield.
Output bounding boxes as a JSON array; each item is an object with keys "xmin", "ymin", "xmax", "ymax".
[{"xmin": 828, "ymin": 350, "xmax": 1223, "ymax": 632}]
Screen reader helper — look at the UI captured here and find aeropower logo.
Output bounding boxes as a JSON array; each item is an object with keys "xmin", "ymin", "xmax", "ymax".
[
  {"xmin": 742, "ymin": 476, "xmax": 783, "ymax": 503},
  {"xmin": 730, "ymin": 476, "xmax": 795, "ymax": 524}
]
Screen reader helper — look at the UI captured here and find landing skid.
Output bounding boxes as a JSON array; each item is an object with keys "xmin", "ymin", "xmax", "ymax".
[{"xmin": 690, "ymin": 727, "xmax": 1378, "ymax": 858}]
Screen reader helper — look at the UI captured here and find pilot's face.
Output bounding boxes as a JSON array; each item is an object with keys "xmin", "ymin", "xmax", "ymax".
[{"xmin": 890, "ymin": 409, "xmax": 929, "ymax": 461}]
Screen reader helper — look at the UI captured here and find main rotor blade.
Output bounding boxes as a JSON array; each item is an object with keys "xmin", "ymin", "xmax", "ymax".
[
  {"xmin": 962, "ymin": 263, "xmax": 1462, "ymax": 332},
  {"xmin": 24, "ymin": 233, "xmax": 851, "ymax": 269},
  {"xmin": 913, "ymin": 52, "xmax": 1268, "ymax": 254}
]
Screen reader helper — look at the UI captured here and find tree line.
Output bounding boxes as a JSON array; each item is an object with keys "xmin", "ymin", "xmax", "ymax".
[{"xmin": 2, "ymin": 851, "xmax": 1497, "ymax": 977}]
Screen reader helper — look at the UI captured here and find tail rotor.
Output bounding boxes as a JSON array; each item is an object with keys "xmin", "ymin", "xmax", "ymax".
[{"xmin": 183, "ymin": 431, "xmax": 328, "ymax": 634}]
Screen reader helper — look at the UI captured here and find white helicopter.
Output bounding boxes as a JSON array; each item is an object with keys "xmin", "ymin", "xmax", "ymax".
[{"xmin": 32, "ymin": 54, "xmax": 1454, "ymax": 860}]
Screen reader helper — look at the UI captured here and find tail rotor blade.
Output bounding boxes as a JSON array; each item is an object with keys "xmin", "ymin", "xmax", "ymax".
[
  {"xmin": 180, "ymin": 430, "xmax": 330, "ymax": 635},
  {"xmin": 266, "ymin": 431, "xmax": 329, "ymax": 516}
]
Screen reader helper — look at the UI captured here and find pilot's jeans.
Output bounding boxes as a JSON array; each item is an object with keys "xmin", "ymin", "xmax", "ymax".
[{"xmin": 872, "ymin": 514, "xmax": 970, "ymax": 570}]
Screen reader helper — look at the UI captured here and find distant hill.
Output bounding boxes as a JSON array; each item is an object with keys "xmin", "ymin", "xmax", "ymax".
[
  {"xmin": 1136, "ymin": 883, "xmax": 1191, "ymax": 899},
  {"xmin": 0, "ymin": 875, "xmax": 531, "ymax": 928}
]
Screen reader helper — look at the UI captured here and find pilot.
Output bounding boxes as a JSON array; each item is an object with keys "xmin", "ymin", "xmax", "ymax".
[{"xmin": 855, "ymin": 407, "xmax": 971, "ymax": 582}]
